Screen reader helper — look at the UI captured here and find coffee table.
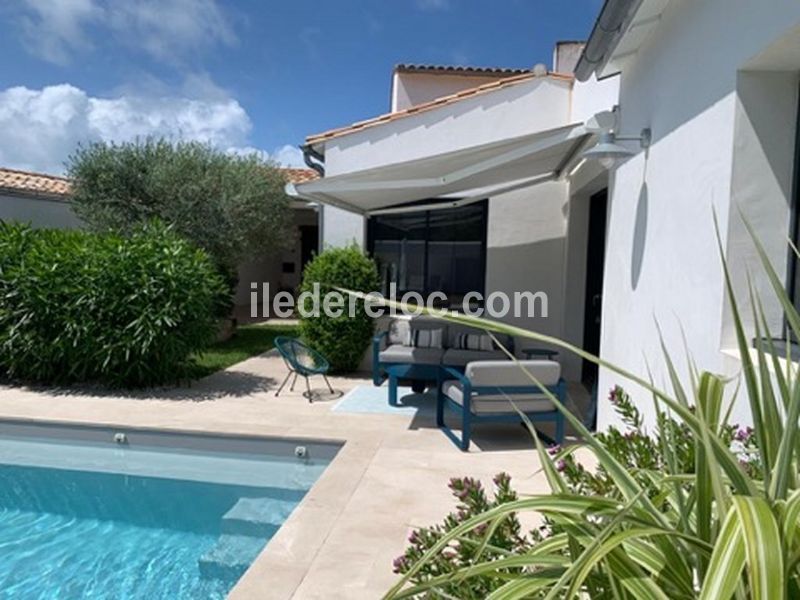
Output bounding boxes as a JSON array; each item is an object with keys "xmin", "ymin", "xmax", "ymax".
[{"xmin": 385, "ymin": 363, "xmax": 442, "ymax": 406}]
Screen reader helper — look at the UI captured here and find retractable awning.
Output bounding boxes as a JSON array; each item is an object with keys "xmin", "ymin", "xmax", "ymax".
[{"xmin": 286, "ymin": 123, "xmax": 591, "ymax": 214}]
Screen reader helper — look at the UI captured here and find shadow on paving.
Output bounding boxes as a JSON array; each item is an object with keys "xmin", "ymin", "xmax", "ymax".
[{"xmin": 16, "ymin": 370, "xmax": 279, "ymax": 403}]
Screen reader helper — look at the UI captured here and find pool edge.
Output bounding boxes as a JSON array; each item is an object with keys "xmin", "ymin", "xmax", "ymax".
[{"xmin": 0, "ymin": 414, "xmax": 363, "ymax": 600}]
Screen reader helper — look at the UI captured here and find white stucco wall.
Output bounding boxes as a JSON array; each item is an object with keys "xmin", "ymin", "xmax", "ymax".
[
  {"xmin": 570, "ymin": 74, "xmax": 619, "ymax": 126},
  {"xmin": 324, "ymin": 76, "xmax": 573, "ymax": 176},
  {"xmin": 0, "ymin": 193, "xmax": 82, "ymax": 229},
  {"xmin": 321, "ymin": 205, "xmax": 365, "ymax": 249},
  {"xmin": 597, "ymin": 0, "xmax": 800, "ymax": 429},
  {"xmin": 485, "ymin": 181, "xmax": 572, "ymax": 369},
  {"xmin": 391, "ymin": 71, "xmax": 516, "ymax": 112}
]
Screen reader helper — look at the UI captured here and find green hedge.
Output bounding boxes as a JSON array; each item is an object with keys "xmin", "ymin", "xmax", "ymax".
[
  {"xmin": 0, "ymin": 222, "xmax": 227, "ymax": 387},
  {"xmin": 298, "ymin": 245, "xmax": 380, "ymax": 373}
]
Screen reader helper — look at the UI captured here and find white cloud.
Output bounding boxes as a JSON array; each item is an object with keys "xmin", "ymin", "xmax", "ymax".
[
  {"xmin": 225, "ymin": 145, "xmax": 305, "ymax": 168},
  {"xmin": 0, "ymin": 83, "xmax": 303, "ymax": 175},
  {"xmin": 107, "ymin": 0, "xmax": 236, "ymax": 63},
  {"xmin": 18, "ymin": 0, "xmax": 101, "ymax": 64},
  {"xmin": 270, "ymin": 145, "xmax": 305, "ymax": 168},
  {"xmin": 89, "ymin": 95, "xmax": 250, "ymax": 147},
  {"xmin": 16, "ymin": 0, "xmax": 235, "ymax": 65},
  {"xmin": 0, "ymin": 83, "xmax": 252, "ymax": 174}
]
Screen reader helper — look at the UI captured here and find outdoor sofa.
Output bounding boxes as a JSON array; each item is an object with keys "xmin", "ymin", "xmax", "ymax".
[{"xmin": 372, "ymin": 316, "xmax": 514, "ymax": 390}]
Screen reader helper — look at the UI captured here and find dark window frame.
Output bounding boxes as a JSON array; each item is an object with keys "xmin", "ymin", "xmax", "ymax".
[
  {"xmin": 788, "ymin": 81, "xmax": 800, "ymax": 317},
  {"xmin": 767, "ymin": 80, "xmax": 800, "ymax": 358},
  {"xmin": 366, "ymin": 200, "xmax": 489, "ymax": 305}
]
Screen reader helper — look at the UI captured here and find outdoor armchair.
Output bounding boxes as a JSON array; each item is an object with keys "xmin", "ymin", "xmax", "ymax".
[{"xmin": 437, "ymin": 360, "xmax": 566, "ymax": 451}]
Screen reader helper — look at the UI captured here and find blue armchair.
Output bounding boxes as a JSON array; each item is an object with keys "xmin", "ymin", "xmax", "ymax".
[{"xmin": 437, "ymin": 360, "xmax": 566, "ymax": 451}]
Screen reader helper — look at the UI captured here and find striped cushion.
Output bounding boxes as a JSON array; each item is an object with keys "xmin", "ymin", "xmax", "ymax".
[
  {"xmin": 405, "ymin": 328, "xmax": 444, "ymax": 349},
  {"xmin": 454, "ymin": 333, "xmax": 494, "ymax": 352}
]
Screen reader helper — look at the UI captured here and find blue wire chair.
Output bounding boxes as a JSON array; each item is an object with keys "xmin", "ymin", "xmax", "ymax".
[{"xmin": 273, "ymin": 336, "xmax": 334, "ymax": 402}]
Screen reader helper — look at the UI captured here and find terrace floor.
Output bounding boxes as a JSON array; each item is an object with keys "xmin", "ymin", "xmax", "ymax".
[{"xmin": 0, "ymin": 350, "xmax": 590, "ymax": 599}]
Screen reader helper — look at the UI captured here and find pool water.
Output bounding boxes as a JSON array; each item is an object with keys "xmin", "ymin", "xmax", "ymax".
[{"xmin": 0, "ymin": 433, "xmax": 334, "ymax": 599}]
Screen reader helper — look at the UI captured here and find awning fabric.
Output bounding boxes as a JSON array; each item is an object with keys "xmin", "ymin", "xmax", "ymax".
[{"xmin": 286, "ymin": 123, "xmax": 590, "ymax": 214}]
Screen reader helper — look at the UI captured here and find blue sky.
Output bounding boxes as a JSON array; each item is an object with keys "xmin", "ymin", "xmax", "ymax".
[{"xmin": 0, "ymin": 0, "xmax": 602, "ymax": 174}]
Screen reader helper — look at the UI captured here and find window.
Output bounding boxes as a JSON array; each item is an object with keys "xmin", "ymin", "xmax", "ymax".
[{"xmin": 367, "ymin": 200, "xmax": 488, "ymax": 305}]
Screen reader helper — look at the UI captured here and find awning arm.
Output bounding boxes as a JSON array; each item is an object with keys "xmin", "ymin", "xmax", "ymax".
[{"xmin": 555, "ymin": 134, "xmax": 596, "ymax": 180}]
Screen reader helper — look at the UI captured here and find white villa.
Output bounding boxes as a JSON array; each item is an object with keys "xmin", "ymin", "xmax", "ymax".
[
  {"xmin": 290, "ymin": 0, "xmax": 800, "ymax": 430},
  {"xmin": 289, "ymin": 44, "xmax": 619, "ymax": 390}
]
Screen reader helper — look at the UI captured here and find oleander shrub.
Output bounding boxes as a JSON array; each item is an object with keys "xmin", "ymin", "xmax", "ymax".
[
  {"xmin": 393, "ymin": 472, "xmax": 533, "ymax": 599},
  {"xmin": 298, "ymin": 245, "xmax": 380, "ymax": 372},
  {"xmin": 0, "ymin": 222, "xmax": 227, "ymax": 387}
]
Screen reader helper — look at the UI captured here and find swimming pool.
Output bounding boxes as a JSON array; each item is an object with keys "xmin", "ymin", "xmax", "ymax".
[{"xmin": 0, "ymin": 421, "xmax": 339, "ymax": 599}]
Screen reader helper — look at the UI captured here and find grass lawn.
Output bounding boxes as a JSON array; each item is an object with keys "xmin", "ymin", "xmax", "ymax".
[{"xmin": 190, "ymin": 323, "xmax": 299, "ymax": 378}]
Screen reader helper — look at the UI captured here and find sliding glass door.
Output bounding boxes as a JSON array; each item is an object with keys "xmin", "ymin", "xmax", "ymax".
[{"xmin": 367, "ymin": 200, "xmax": 488, "ymax": 306}]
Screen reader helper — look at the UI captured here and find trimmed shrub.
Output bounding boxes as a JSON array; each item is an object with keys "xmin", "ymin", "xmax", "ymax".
[
  {"xmin": 298, "ymin": 245, "xmax": 380, "ymax": 373},
  {"xmin": 0, "ymin": 222, "xmax": 228, "ymax": 387}
]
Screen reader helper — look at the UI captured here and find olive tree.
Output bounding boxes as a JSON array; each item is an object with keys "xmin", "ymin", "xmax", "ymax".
[{"xmin": 67, "ymin": 139, "xmax": 293, "ymax": 276}]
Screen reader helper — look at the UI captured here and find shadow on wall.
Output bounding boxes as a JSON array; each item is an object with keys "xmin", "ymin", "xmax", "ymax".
[
  {"xmin": 631, "ymin": 182, "xmax": 648, "ymax": 290},
  {"xmin": 485, "ymin": 236, "xmax": 565, "ymax": 338}
]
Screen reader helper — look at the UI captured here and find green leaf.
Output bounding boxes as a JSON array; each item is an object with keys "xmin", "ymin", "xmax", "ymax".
[
  {"xmin": 699, "ymin": 504, "xmax": 746, "ymax": 600},
  {"xmin": 733, "ymin": 496, "xmax": 785, "ymax": 600}
]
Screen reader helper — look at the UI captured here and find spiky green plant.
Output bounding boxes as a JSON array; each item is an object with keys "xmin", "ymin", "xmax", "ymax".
[{"xmin": 343, "ymin": 214, "xmax": 800, "ymax": 598}]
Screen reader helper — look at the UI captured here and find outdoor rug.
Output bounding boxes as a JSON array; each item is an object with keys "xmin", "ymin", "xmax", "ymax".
[{"xmin": 332, "ymin": 384, "xmax": 436, "ymax": 417}]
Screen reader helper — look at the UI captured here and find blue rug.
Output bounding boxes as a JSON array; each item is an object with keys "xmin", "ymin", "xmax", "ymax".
[{"xmin": 332, "ymin": 384, "xmax": 436, "ymax": 416}]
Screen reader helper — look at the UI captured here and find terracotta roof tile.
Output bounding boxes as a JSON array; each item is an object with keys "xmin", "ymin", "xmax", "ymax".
[
  {"xmin": 0, "ymin": 166, "xmax": 318, "ymax": 199},
  {"xmin": 394, "ymin": 63, "xmax": 531, "ymax": 76},
  {"xmin": 306, "ymin": 71, "xmax": 574, "ymax": 145},
  {"xmin": 0, "ymin": 167, "xmax": 72, "ymax": 198},
  {"xmin": 281, "ymin": 167, "xmax": 319, "ymax": 183}
]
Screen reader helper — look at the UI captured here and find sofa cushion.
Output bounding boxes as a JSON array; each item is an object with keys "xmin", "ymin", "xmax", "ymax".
[
  {"xmin": 442, "ymin": 348, "xmax": 507, "ymax": 367},
  {"xmin": 387, "ymin": 319, "xmax": 410, "ymax": 345},
  {"xmin": 466, "ymin": 360, "xmax": 561, "ymax": 387},
  {"xmin": 452, "ymin": 332, "xmax": 494, "ymax": 352},
  {"xmin": 446, "ymin": 324, "xmax": 513, "ymax": 352},
  {"xmin": 379, "ymin": 343, "xmax": 444, "ymax": 365},
  {"xmin": 408, "ymin": 328, "xmax": 443, "ymax": 349},
  {"xmin": 409, "ymin": 317, "xmax": 447, "ymax": 342},
  {"xmin": 442, "ymin": 380, "xmax": 555, "ymax": 415}
]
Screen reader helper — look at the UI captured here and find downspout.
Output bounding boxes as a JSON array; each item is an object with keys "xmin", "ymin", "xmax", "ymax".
[
  {"xmin": 301, "ymin": 143, "xmax": 325, "ymax": 177},
  {"xmin": 298, "ymin": 143, "xmax": 325, "ymax": 252},
  {"xmin": 574, "ymin": 0, "xmax": 642, "ymax": 82}
]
